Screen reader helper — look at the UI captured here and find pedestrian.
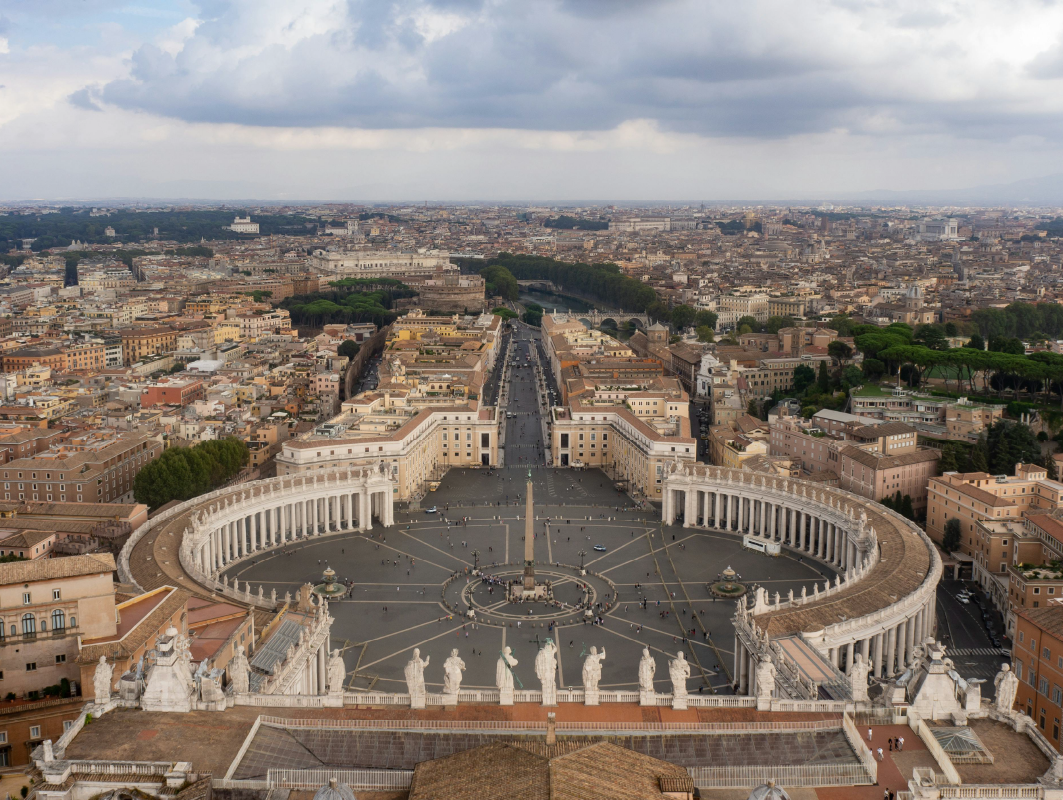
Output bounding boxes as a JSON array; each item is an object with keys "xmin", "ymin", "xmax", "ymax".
[
  {"xmin": 867, "ymin": 728, "xmax": 873, "ymax": 742},
  {"xmin": 888, "ymin": 737, "xmax": 893, "ymax": 751},
  {"xmin": 897, "ymin": 736, "xmax": 904, "ymax": 751},
  {"xmin": 876, "ymin": 747, "xmax": 883, "ymax": 762}
]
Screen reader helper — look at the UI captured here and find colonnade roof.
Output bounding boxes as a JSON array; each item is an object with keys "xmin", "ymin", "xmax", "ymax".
[
  {"xmin": 675, "ymin": 465, "xmax": 934, "ymax": 639},
  {"xmin": 754, "ymin": 499, "xmax": 931, "ymax": 638}
]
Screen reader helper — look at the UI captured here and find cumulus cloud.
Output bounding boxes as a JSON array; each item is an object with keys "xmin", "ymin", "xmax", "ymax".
[{"xmin": 85, "ymin": 0, "xmax": 1063, "ymax": 141}]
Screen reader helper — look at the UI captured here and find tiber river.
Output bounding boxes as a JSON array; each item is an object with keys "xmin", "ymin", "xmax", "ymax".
[{"xmin": 517, "ymin": 288, "xmax": 595, "ymax": 314}]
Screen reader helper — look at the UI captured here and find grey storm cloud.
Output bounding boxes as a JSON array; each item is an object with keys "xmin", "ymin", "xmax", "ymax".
[{"xmin": 90, "ymin": 0, "xmax": 1063, "ymax": 140}]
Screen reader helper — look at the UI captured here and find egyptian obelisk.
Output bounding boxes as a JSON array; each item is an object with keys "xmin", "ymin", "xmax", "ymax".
[{"xmin": 523, "ymin": 470, "xmax": 536, "ymax": 591}]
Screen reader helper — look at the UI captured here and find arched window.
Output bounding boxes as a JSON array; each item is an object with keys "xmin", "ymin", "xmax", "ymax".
[
  {"xmin": 51, "ymin": 609, "xmax": 65, "ymax": 630},
  {"xmin": 21, "ymin": 613, "xmax": 35, "ymax": 634},
  {"xmin": 69, "ymin": 615, "xmax": 76, "ymax": 629},
  {"xmin": 0, "ymin": 619, "xmax": 4, "ymax": 639}
]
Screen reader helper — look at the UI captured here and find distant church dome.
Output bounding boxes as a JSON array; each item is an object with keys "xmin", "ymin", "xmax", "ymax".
[
  {"xmin": 906, "ymin": 284, "xmax": 923, "ymax": 298},
  {"xmin": 313, "ymin": 778, "xmax": 357, "ymax": 800},
  {"xmin": 747, "ymin": 780, "xmax": 792, "ymax": 800}
]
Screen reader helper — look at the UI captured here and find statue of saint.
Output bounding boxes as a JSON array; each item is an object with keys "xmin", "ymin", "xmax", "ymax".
[
  {"xmin": 755, "ymin": 658, "xmax": 776, "ymax": 701},
  {"xmin": 994, "ymin": 663, "xmax": 1019, "ymax": 713},
  {"xmin": 496, "ymin": 647, "xmax": 518, "ymax": 693},
  {"xmin": 327, "ymin": 649, "xmax": 346, "ymax": 695},
  {"xmin": 229, "ymin": 645, "xmax": 251, "ymax": 694},
  {"xmin": 638, "ymin": 647, "xmax": 656, "ymax": 695},
  {"xmin": 669, "ymin": 652, "xmax": 690, "ymax": 701},
  {"xmin": 850, "ymin": 652, "xmax": 870, "ymax": 703},
  {"xmin": 535, "ymin": 639, "xmax": 558, "ymax": 706},
  {"xmin": 582, "ymin": 646, "xmax": 606, "ymax": 694},
  {"xmin": 443, "ymin": 649, "xmax": 466, "ymax": 696},
  {"xmin": 405, "ymin": 648, "xmax": 430, "ymax": 705},
  {"xmin": 93, "ymin": 657, "xmax": 114, "ymax": 704}
]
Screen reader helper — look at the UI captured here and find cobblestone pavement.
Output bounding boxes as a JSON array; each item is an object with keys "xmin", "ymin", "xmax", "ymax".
[{"xmin": 226, "ymin": 327, "xmax": 834, "ymax": 696}]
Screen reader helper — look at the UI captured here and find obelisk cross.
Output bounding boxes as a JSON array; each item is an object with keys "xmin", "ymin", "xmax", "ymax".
[{"xmin": 523, "ymin": 469, "xmax": 536, "ymax": 591}]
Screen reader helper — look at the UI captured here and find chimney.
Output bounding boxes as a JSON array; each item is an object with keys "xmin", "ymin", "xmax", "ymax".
[{"xmin": 546, "ymin": 712, "xmax": 556, "ymax": 745}]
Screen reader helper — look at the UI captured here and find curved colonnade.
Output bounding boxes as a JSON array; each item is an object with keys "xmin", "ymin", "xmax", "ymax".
[
  {"xmin": 663, "ymin": 465, "xmax": 942, "ymax": 697},
  {"xmin": 179, "ymin": 468, "xmax": 396, "ymax": 587}
]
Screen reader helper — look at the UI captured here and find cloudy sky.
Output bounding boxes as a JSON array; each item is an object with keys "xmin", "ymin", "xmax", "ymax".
[{"xmin": 4, "ymin": 0, "xmax": 1063, "ymax": 202}]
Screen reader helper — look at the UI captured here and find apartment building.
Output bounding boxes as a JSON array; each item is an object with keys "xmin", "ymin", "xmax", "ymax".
[
  {"xmin": 120, "ymin": 326, "xmax": 178, "ymax": 366},
  {"xmin": 0, "ymin": 554, "xmax": 117, "ymax": 698},
  {"xmin": 1013, "ymin": 605, "xmax": 1063, "ymax": 748},
  {"xmin": 926, "ymin": 464, "xmax": 1063, "ymax": 553},
  {"xmin": 140, "ymin": 378, "xmax": 206, "ymax": 408},
  {"xmin": 0, "ymin": 431, "xmax": 163, "ymax": 504}
]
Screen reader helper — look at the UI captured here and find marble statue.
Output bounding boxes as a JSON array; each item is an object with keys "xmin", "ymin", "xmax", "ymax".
[
  {"xmin": 582, "ymin": 646, "xmax": 606, "ymax": 704},
  {"xmin": 850, "ymin": 652, "xmax": 870, "ymax": 703},
  {"xmin": 405, "ymin": 648, "xmax": 430, "ymax": 708},
  {"xmin": 228, "ymin": 645, "xmax": 251, "ymax": 694},
  {"xmin": 93, "ymin": 656, "xmax": 113, "ymax": 704},
  {"xmin": 496, "ymin": 646, "xmax": 518, "ymax": 705},
  {"xmin": 327, "ymin": 649, "xmax": 346, "ymax": 695},
  {"xmin": 755, "ymin": 658, "xmax": 776, "ymax": 704},
  {"xmin": 443, "ymin": 649, "xmax": 466, "ymax": 697},
  {"xmin": 638, "ymin": 647, "xmax": 657, "ymax": 705},
  {"xmin": 535, "ymin": 639, "xmax": 558, "ymax": 706},
  {"xmin": 994, "ymin": 664, "xmax": 1019, "ymax": 713},
  {"xmin": 669, "ymin": 651, "xmax": 691, "ymax": 710}
]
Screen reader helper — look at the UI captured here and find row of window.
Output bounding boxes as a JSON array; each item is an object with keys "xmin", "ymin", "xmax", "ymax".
[{"xmin": 0, "ymin": 610, "xmax": 72, "ymax": 637}]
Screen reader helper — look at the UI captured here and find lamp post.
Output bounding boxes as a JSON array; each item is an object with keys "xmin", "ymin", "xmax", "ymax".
[
  {"xmin": 578, "ymin": 549, "xmax": 587, "ymax": 570},
  {"xmin": 472, "ymin": 549, "xmax": 480, "ymax": 571}
]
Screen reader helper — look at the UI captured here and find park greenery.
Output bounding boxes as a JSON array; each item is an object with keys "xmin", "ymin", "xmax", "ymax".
[
  {"xmin": 480, "ymin": 264, "xmax": 520, "ymax": 301},
  {"xmin": 522, "ymin": 302, "xmax": 544, "ymax": 327},
  {"xmin": 279, "ymin": 285, "xmax": 416, "ymax": 329},
  {"xmin": 133, "ymin": 438, "xmax": 249, "ymax": 509},
  {"xmin": 491, "ymin": 307, "xmax": 518, "ymax": 320},
  {"xmin": 477, "ymin": 253, "xmax": 657, "ymax": 312},
  {"xmin": 543, "ymin": 215, "xmax": 609, "ymax": 231},
  {"xmin": 0, "ymin": 208, "xmax": 319, "ymax": 250},
  {"xmin": 337, "ymin": 340, "xmax": 361, "ymax": 360}
]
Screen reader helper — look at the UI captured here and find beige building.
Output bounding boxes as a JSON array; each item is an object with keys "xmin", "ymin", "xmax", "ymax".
[
  {"xmin": 0, "ymin": 554, "xmax": 116, "ymax": 698},
  {"xmin": 927, "ymin": 464, "xmax": 1063, "ymax": 553}
]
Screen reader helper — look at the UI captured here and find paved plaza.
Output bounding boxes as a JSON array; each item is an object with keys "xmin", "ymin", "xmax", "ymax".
[{"xmin": 224, "ymin": 327, "xmax": 837, "ymax": 696}]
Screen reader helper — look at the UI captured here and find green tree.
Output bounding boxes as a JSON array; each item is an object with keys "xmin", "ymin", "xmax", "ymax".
[
  {"xmin": 937, "ymin": 444, "xmax": 959, "ymax": 474},
  {"xmin": 133, "ymin": 438, "xmax": 249, "ymax": 509},
  {"xmin": 842, "ymin": 365, "xmax": 864, "ymax": 388},
  {"xmin": 942, "ymin": 518, "xmax": 962, "ymax": 553},
  {"xmin": 967, "ymin": 436, "xmax": 990, "ymax": 472},
  {"xmin": 739, "ymin": 324, "xmax": 753, "ymax": 335},
  {"xmin": 765, "ymin": 315, "xmax": 796, "ymax": 334},
  {"xmin": 793, "ymin": 364, "xmax": 816, "ymax": 393},
  {"xmin": 914, "ymin": 323, "xmax": 949, "ymax": 351},
  {"xmin": 899, "ymin": 494, "xmax": 915, "ymax": 520},
  {"xmin": 827, "ymin": 314, "xmax": 856, "ymax": 337},
  {"xmin": 694, "ymin": 310, "xmax": 718, "ymax": 329},
  {"xmin": 862, "ymin": 358, "xmax": 885, "ymax": 380},
  {"xmin": 747, "ymin": 400, "xmax": 760, "ymax": 418},
  {"xmin": 337, "ymin": 340, "xmax": 360, "ymax": 360},
  {"xmin": 696, "ymin": 325, "xmax": 714, "ymax": 343},
  {"xmin": 491, "ymin": 307, "xmax": 517, "ymax": 320},
  {"xmin": 736, "ymin": 315, "xmax": 759, "ymax": 332},
  {"xmin": 480, "ymin": 265, "xmax": 519, "ymax": 301},
  {"xmin": 965, "ymin": 334, "xmax": 985, "ymax": 350},
  {"xmin": 817, "ymin": 360, "xmax": 830, "ymax": 393},
  {"xmin": 522, "ymin": 302, "xmax": 543, "ymax": 327},
  {"xmin": 828, "ymin": 340, "xmax": 853, "ymax": 365},
  {"xmin": 670, "ymin": 304, "xmax": 696, "ymax": 330}
]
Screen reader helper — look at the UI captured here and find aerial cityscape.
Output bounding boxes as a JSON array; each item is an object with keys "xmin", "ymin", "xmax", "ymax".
[{"xmin": 5, "ymin": 3, "xmax": 1063, "ymax": 800}]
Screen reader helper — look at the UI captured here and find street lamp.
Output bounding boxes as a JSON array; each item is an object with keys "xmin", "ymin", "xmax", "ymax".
[
  {"xmin": 472, "ymin": 549, "xmax": 480, "ymax": 571},
  {"xmin": 577, "ymin": 549, "xmax": 587, "ymax": 570}
]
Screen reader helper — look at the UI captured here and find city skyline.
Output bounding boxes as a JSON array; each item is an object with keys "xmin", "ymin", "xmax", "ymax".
[{"xmin": 5, "ymin": 0, "xmax": 1063, "ymax": 201}]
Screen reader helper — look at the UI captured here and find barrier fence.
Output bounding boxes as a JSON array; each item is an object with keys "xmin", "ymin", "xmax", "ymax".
[{"xmin": 688, "ymin": 763, "xmax": 874, "ymax": 788}]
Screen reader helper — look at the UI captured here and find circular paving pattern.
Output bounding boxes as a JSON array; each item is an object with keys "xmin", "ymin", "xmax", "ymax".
[{"xmin": 441, "ymin": 563, "xmax": 617, "ymax": 627}]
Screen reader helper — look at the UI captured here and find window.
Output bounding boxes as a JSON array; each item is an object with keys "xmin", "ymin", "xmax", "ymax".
[
  {"xmin": 29, "ymin": 726, "xmax": 40, "ymax": 739},
  {"xmin": 51, "ymin": 609, "xmax": 65, "ymax": 630},
  {"xmin": 26, "ymin": 663, "xmax": 36, "ymax": 672},
  {"xmin": 22, "ymin": 592, "xmax": 30, "ymax": 605},
  {"xmin": 1046, "ymin": 647, "xmax": 1052, "ymax": 660},
  {"xmin": 21, "ymin": 614, "xmax": 35, "ymax": 634},
  {"xmin": 52, "ymin": 588, "xmax": 61, "ymax": 601},
  {"xmin": 1053, "ymin": 686, "xmax": 1063, "ymax": 705}
]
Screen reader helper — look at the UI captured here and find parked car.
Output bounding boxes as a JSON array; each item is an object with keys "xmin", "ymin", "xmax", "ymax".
[
  {"xmin": 593, "ymin": 544, "xmax": 607, "ymax": 552},
  {"xmin": 426, "ymin": 506, "xmax": 438, "ymax": 513}
]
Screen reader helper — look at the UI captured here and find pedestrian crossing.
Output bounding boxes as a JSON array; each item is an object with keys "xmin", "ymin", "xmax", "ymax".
[{"xmin": 948, "ymin": 647, "xmax": 1011, "ymax": 656}]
